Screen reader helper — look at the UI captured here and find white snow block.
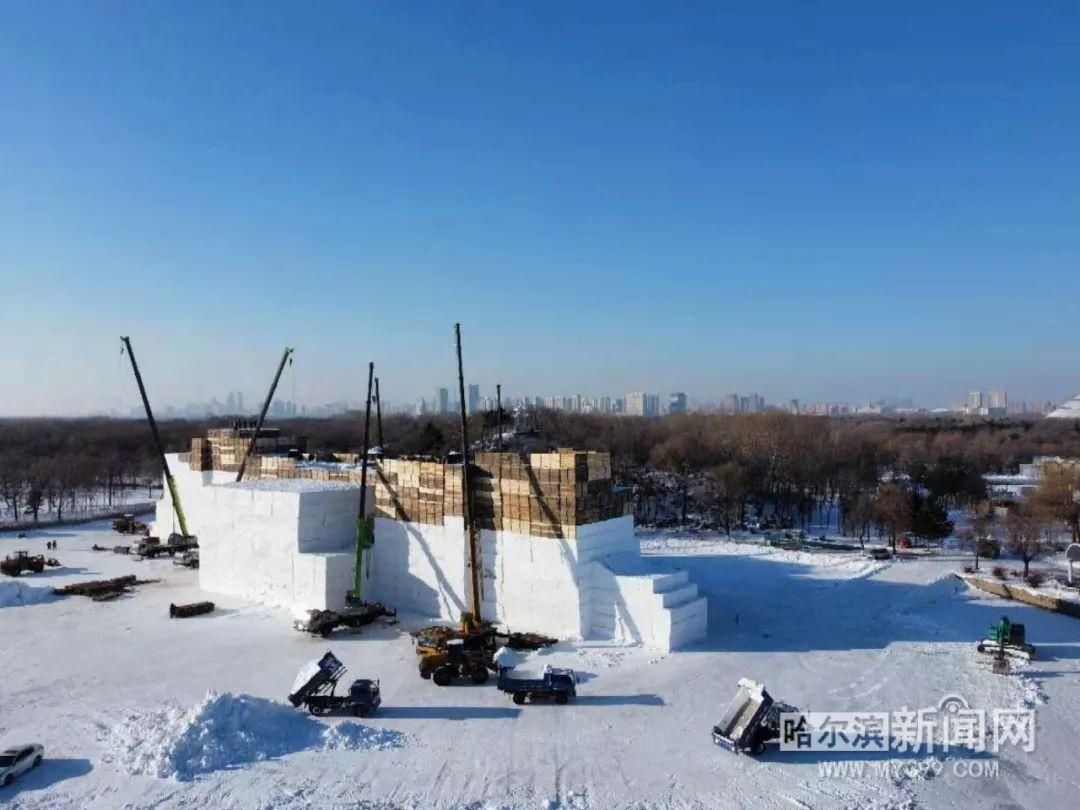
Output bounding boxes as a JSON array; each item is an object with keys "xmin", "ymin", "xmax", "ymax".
[{"xmin": 589, "ymin": 553, "xmax": 708, "ymax": 652}]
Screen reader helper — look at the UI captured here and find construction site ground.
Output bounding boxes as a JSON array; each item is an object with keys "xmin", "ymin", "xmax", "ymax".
[{"xmin": 2, "ymin": 522, "xmax": 1077, "ymax": 810}]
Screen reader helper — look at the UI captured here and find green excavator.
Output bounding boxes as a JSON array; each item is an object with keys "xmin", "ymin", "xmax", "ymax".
[{"xmin": 977, "ymin": 615, "xmax": 1037, "ymax": 671}]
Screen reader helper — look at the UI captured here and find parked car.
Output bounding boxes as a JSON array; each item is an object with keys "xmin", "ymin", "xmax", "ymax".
[{"xmin": 0, "ymin": 744, "xmax": 44, "ymax": 786}]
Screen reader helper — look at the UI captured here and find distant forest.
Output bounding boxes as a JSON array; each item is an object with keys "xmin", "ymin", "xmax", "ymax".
[{"xmin": 2, "ymin": 411, "xmax": 1080, "ymax": 530}]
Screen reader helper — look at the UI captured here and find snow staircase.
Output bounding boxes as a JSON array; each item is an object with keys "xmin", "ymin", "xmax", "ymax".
[{"xmin": 590, "ymin": 554, "xmax": 708, "ymax": 651}]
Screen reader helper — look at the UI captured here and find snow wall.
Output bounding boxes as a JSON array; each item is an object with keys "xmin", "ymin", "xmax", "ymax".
[
  {"xmin": 155, "ymin": 454, "xmax": 708, "ymax": 650},
  {"xmin": 153, "ymin": 457, "xmax": 366, "ymax": 611}
]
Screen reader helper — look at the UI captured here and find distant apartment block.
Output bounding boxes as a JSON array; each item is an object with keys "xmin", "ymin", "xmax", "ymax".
[
  {"xmin": 669, "ymin": 392, "xmax": 687, "ymax": 415},
  {"xmin": 626, "ymin": 392, "xmax": 661, "ymax": 417}
]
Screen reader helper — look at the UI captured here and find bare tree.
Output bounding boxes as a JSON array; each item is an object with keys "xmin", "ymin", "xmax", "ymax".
[
  {"xmin": 0, "ymin": 453, "xmax": 25, "ymax": 523},
  {"xmin": 959, "ymin": 500, "xmax": 997, "ymax": 571},
  {"xmin": 1032, "ymin": 461, "xmax": 1080, "ymax": 542},
  {"xmin": 873, "ymin": 482, "xmax": 912, "ymax": 553},
  {"xmin": 702, "ymin": 461, "xmax": 748, "ymax": 537},
  {"xmin": 1004, "ymin": 502, "xmax": 1047, "ymax": 577}
]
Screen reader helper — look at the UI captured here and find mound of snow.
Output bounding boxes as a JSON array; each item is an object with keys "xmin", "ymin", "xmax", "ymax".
[
  {"xmin": 109, "ymin": 691, "xmax": 405, "ymax": 780},
  {"xmin": 0, "ymin": 580, "xmax": 55, "ymax": 608}
]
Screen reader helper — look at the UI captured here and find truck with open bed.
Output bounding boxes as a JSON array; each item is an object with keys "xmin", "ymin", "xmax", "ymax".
[
  {"xmin": 712, "ymin": 678, "xmax": 803, "ymax": 755},
  {"xmin": 288, "ymin": 651, "xmax": 381, "ymax": 717}
]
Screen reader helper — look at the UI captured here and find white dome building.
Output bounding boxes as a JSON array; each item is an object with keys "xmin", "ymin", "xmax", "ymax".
[{"xmin": 1047, "ymin": 395, "xmax": 1080, "ymax": 419}]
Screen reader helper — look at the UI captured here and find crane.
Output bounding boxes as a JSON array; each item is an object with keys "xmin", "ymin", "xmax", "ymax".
[
  {"xmin": 454, "ymin": 322, "xmax": 483, "ymax": 623},
  {"xmin": 374, "ymin": 376, "xmax": 385, "ymax": 451},
  {"xmin": 236, "ymin": 347, "xmax": 294, "ymax": 482},
  {"xmin": 120, "ymin": 337, "xmax": 192, "ymax": 539},
  {"xmin": 349, "ymin": 361, "xmax": 376, "ymax": 605},
  {"xmin": 292, "ymin": 359, "xmax": 393, "ymax": 636}
]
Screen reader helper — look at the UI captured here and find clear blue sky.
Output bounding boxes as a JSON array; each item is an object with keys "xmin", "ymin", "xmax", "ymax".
[{"xmin": 2, "ymin": 1, "xmax": 1078, "ymax": 415}]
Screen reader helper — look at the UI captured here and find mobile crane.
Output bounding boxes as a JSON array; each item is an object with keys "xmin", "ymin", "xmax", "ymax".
[
  {"xmin": 120, "ymin": 337, "xmax": 194, "ymax": 543},
  {"xmin": 293, "ymin": 361, "xmax": 394, "ymax": 636},
  {"xmin": 236, "ymin": 347, "xmax": 294, "ymax": 482},
  {"xmin": 411, "ymin": 325, "xmax": 557, "ymax": 685}
]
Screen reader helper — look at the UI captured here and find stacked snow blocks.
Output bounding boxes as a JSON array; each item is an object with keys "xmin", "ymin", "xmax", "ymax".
[
  {"xmin": 367, "ymin": 516, "xmax": 470, "ymax": 620},
  {"xmin": 366, "ymin": 516, "xmax": 631, "ymax": 639},
  {"xmin": 365, "ymin": 513, "xmax": 708, "ymax": 650},
  {"xmin": 196, "ymin": 481, "xmax": 365, "ymax": 612},
  {"xmin": 591, "ymin": 554, "xmax": 709, "ymax": 650}
]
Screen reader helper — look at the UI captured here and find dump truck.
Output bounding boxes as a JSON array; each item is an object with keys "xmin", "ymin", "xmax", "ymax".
[
  {"xmin": 497, "ymin": 665, "xmax": 577, "ymax": 705},
  {"xmin": 288, "ymin": 651, "xmax": 381, "ymax": 717},
  {"xmin": 712, "ymin": 678, "xmax": 803, "ymax": 755},
  {"xmin": 1, "ymin": 551, "xmax": 46, "ymax": 577},
  {"xmin": 977, "ymin": 615, "xmax": 1036, "ymax": 661}
]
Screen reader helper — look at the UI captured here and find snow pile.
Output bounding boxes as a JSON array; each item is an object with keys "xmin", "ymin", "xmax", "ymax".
[
  {"xmin": 109, "ymin": 691, "xmax": 405, "ymax": 780},
  {"xmin": 0, "ymin": 580, "xmax": 55, "ymax": 608}
]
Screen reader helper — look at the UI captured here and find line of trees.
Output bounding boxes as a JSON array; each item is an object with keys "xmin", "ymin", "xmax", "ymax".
[{"xmin": 4, "ymin": 411, "xmax": 1080, "ymax": 543}]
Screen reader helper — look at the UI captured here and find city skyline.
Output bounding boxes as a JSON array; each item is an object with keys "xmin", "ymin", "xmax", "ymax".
[{"xmin": 105, "ymin": 381, "xmax": 1063, "ymax": 422}]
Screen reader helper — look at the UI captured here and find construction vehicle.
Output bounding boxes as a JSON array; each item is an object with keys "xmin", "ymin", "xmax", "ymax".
[
  {"xmin": 712, "ymin": 678, "xmax": 804, "ymax": 756},
  {"xmin": 977, "ymin": 615, "xmax": 1036, "ymax": 662},
  {"xmin": 423, "ymin": 637, "xmax": 495, "ymax": 686},
  {"xmin": 408, "ymin": 326, "xmax": 563, "ymax": 682},
  {"xmin": 345, "ymin": 362, "xmax": 384, "ymax": 616},
  {"xmin": 169, "ymin": 600, "xmax": 215, "ymax": 618},
  {"xmin": 112, "ymin": 514, "xmax": 149, "ymax": 535},
  {"xmin": 134, "ymin": 534, "xmax": 198, "ymax": 559},
  {"xmin": 412, "ymin": 612, "xmax": 558, "ymax": 684},
  {"xmin": 293, "ymin": 605, "xmax": 396, "ymax": 637},
  {"xmin": 296, "ymin": 361, "xmax": 395, "ymax": 637},
  {"xmin": 497, "ymin": 665, "xmax": 577, "ymax": 705},
  {"xmin": 235, "ymin": 347, "xmax": 294, "ymax": 483},
  {"xmin": 0, "ymin": 551, "xmax": 46, "ymax": 577},
  {"xmin": 132, "ymin": 536, "xmax": 161, "ymax": 558},
  {"xmin": 408, "ymin": 326, "xmax": 495, "ymax": 680},
  {"xmin": 174, "ymin": 549, "xmax": 200, "ymax": 568},
  {"xmin": 120, "ymin": 337, "xmax": 197, "ymax": 546},
  {"xmin": 288, "ymin": 651, "xmax": 381, "ymax": 717}
]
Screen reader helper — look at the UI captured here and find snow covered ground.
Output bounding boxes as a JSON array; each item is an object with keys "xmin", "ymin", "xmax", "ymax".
[{"xmin": 2, "ymin": 523, "xmax": 1079, "ymax": 809}]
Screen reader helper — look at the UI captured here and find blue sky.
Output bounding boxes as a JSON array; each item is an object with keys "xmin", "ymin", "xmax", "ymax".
[{"xmin": 2, "ymin": 1, "xmax": 1078, "ymax": 415}]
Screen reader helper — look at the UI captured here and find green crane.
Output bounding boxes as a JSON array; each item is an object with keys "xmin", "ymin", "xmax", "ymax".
[
  {"xmin": 236, "ymin": 347, "xmax": 295, "ymax": 482},
  {"xmin": 120, "ymin": 336, "xmax": 191, "ymax": 538}
]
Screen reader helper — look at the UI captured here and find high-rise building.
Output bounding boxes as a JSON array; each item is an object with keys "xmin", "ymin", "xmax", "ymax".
[
  {"xmin": 598, "ymin": 396, "xmax": 612, "ymax": 414},
  {"xmin": 437, "ymin": 387, "xmax": 449, "ymax": 414},
  {"xmin": 720, "ymin": 394, "xmax": 739, "ymax": 414},
  {"xmin": 967, "ymin": 391, "xmax": 984, "ymax": 411},
  {"xmin": 669, "ymin": 392, "xmax": 687, "ymax": 415},
  {"xmin": 468, "ymin": 384, "xmax": 480, "ymax": 415},
  {"xmin": 988, "ymin": 390, "xmax": 1008, "ymax": 409},
  {"xmin": 627, "ymin": 392, "xmax": 660, "ymax": 417}
]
